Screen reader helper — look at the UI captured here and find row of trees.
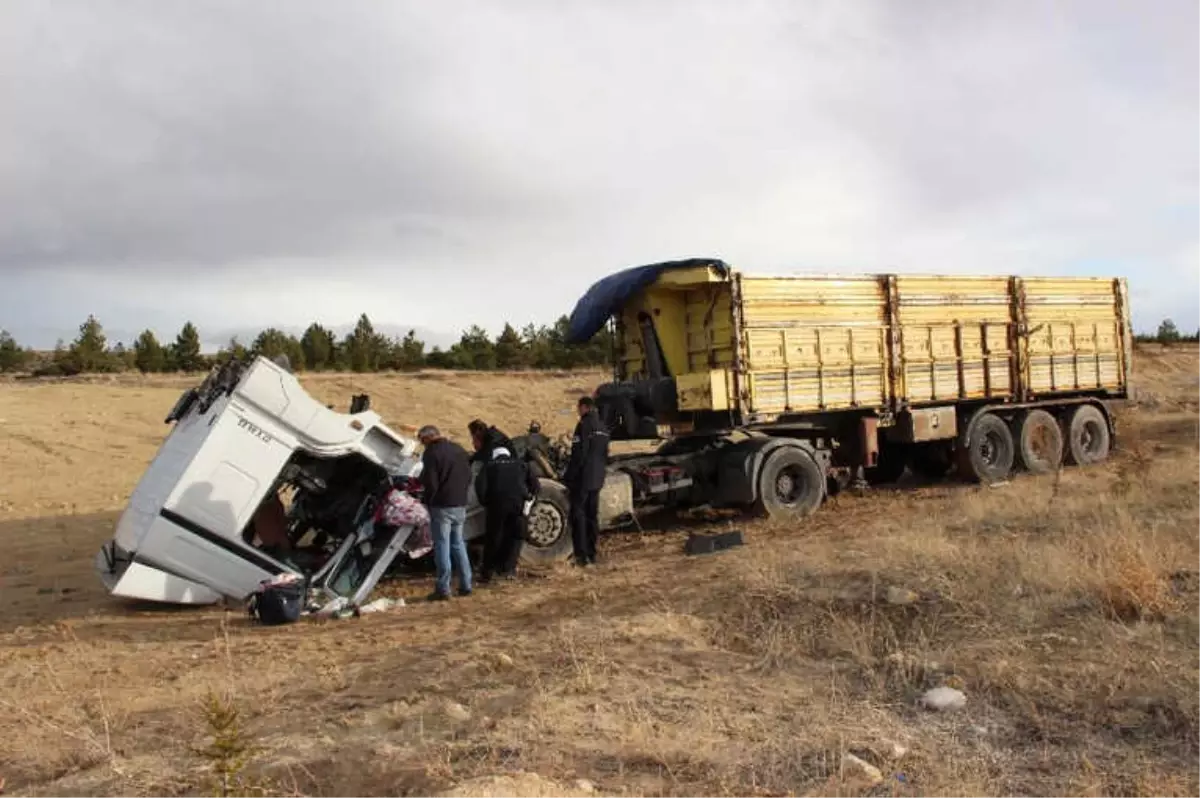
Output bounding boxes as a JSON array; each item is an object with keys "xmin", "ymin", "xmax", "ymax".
[
  {"xmin": 2, "ymin": 315, "xmax": 1195, "ymax": 377},
  {"xmin": 0, "ymin": 313, "xmax": 614, "ymax": 376},
  {"xmin": 1133, "ymin": 318, "xmax": 1200, "ymax": 345}
]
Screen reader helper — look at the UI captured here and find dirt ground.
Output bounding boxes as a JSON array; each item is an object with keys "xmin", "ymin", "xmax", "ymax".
[{"xmin": 1, "ymin": 352, "xmax": 1197, "ymax": 797}]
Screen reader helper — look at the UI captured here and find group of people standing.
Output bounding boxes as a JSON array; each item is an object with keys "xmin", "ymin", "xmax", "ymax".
[{"xmin": 416, "ymin": 396, "xmax": 611, "ymax": 601}]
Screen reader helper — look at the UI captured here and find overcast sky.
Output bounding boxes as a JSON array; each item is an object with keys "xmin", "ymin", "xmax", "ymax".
[{"xmin": 1, "ymin": 0, "xmax": 1196, "ymax": 350}]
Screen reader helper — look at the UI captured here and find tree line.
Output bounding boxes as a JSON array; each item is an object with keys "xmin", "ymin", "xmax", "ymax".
[
  {"xmin": 1132, "ymin": 319, "xmax": 1200, "ymax": 345},
  {"xmin": 1, "ymin": 314, "xmax": 1196, "ymax": 376},
  {"xmin": 0, "ymin": 313, "xmax": 614, "ymax": 376}
]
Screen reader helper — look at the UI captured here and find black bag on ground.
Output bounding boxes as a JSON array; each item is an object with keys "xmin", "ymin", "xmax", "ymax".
[{"xmin": 247, "ymin": 578, "xmax": 306, "ymax": 626}]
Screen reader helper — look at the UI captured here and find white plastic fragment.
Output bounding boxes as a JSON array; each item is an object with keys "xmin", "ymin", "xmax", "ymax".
[
  {"xmin": 920, "ymin": 686, "xmax": 967, "ymax": 711},
  {"xmin": 358, "ymin": 597, "xmax": 405, "ymax": 614}
]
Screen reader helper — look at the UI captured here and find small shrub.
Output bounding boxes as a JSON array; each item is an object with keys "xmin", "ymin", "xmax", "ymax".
[{"xmin": 195, "ymin": 690, "xmax": 260, "ymax": 797}]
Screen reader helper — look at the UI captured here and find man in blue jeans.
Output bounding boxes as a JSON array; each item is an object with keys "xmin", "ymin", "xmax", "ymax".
[{"xmin": 417, "ymin": 425, "xmax": 473, "ymax": 601}]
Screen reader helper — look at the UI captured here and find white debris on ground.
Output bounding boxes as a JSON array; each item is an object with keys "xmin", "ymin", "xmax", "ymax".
[
  {"xmin": 358, "ymin": 596, "xmax": 405, "ymax": 614},
  {"xmin": 920, "ymin": 686, "xmax": 968, "ymax": 711},
  {"xmin": 311, "ymin": 596, "xmax": 351, "ymax": 619},
  {"xmin": 841, "ymin": 753, "xmax": 884, "ymax": 787},
  {"xmin": 885, "ymin": 585, "xmax": 919, "ymax": 605},
  {"xmin": 305, "ymin": 594, "xmax": 405, "ymax": 620}
]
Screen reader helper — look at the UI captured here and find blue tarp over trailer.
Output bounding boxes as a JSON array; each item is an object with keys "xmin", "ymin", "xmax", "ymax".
[{"xmin": 565, "ymin": 258, "xmax": 732, "ymax": 344}]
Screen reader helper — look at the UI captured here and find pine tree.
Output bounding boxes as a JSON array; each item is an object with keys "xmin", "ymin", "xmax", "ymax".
[
  {"xmin": 453, "ymin": 325, "xmax": 497, "ymax": 370},
  {"xmin": 386, "ymin": 329, "xmax": 425, "ymax": 371},
  {"xmin": 0, "ymin": 330, "xmax": 30, "ymax": 373},
  {"xmin": 112, "ymin": 341, "xmax": 136, "ymax": 370},
  {"xmin": 1157, "ymin": 318, "xmax": 1181, "ymax": 344},
  {"xmin": 133, "ymin": 329, "xmax": 166, "ymax": 373},
  {"xmin": 523, "ymin": 323, "xmax": 553, "ymax": 369},
  {"xmin": 252, "ymin": 328, "xmax": 305, "ymax": 370},
  {"xmin": 171, "ymin": 322, "xmax": 205, "ymax": 372},
  {"xmin": 425, "ymin": 346, "xmax": 454, "ymax": 369},
  {"xmin": 50, "ymin": 338, "xmax": 75, "ymax": 375},
  {"xmin": 342, "ymin": 314, "xmax": 382, "ymax": 372},
  {"xmin": 66, "ymin": 314, "xmax": 110, "ymax": 372},
  {"xmin": 300, "ymin": 323, "xmax": 335, "ymax": 371},
  {"xmin": 494, "ymin": 323, "xmax": 528, "ymax": 369}
]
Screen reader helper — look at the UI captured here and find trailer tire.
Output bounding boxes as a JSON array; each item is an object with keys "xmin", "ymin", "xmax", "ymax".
[
  {"xmin": 1016, "ymin": 409, "xmax": 1063, "ymax": 474},
  {"xmin": 518, "ymin": 479, "xmax": 575, "ymax": 566},
  {"xmin": 1064, "ymin": 404, "xmax": 1111, "ymax": 467},
  {"xmin": 753, "ymin": 447, "xmax": 825, "ymax": 520},
  {"xmin": 959, "ymin": 412, "xmax": 1015, "ymax": 484}
]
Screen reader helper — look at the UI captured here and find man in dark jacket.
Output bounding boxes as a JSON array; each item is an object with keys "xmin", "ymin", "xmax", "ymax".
[
  {"xmin": 418, "ymin": 425, "xmax": 473, "ymax": 600},
  {"xmin": 474, "ymin": 442, "xmax": 540, "ymax": 581},
  {"xmin": 563, "ymin": 396, "xmax": 610, "ymax": 567},
  {"xmin": 468, "ymin": 419, "xmax": 515, "ymax": 464}
]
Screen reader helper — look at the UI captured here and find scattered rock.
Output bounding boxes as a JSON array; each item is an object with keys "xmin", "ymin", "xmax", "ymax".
[
  {"xmin": 573, "ymin": 778, "xmax": 596, "ymax": 793},
  {"xmin": 920, "ymin": 686, "xmax": 967, "ymax": 712},
  {"xmin": 885, "ymin": 586, "xmax": 919, "ymax": 606},
  {"xmin": 841, "ymin": 753, "xmax": 884, "ymax": 787},
  {"xmin": 443, "ymin": 700, "xmax": 471, "ymax": 722},
  {"xmin": 493, "ymin": 652, "xmax": 515, "ymax": 668}
]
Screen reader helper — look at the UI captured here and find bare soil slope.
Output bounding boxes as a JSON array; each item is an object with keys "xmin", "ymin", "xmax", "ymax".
[{"xmin": 0, "ymin": 353, "xmax": 1196, "ymax": 796}]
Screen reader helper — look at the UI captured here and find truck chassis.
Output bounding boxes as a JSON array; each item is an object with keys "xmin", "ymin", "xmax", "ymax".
[{"xmin": 582, "ymin": 395, "xmax": 1120, "ymax": 527}]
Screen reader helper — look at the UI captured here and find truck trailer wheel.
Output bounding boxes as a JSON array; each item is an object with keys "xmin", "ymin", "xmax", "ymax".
[
  {"xmin": 753, "ymin": 447, "xmax": 825, "ymax": 520},
  {"xmin": 1016, "ymin": 409, "xmax": 1063, "ymax": 474},
  {"xmin": 959, "ymin": 412, "xmax": 1015, "ymax": 484},
  {"xmin": 1063, "ymin": 404, "xmax": 1111, "ymax": 467},
  {"xmin": 518, "ymin": 479, "xmax": 575, "ymax": 566}
]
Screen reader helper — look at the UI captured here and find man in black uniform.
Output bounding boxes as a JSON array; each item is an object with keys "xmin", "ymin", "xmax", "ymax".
[
  {"xmin": 474, "ymin": 441, "xmax": 540, "ymax": 581},
  {"xmin": 563, "ymin": 396, "xmax": 610, "ymax": 567},
  {"xmin": 468, "ymin": 419, "xmax": 515, "ymax": 464}
]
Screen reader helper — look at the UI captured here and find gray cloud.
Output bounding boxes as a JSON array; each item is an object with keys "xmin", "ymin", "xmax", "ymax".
[{"xmin": 0, "ymin": 0, "xmax": 1196, "ymax": 348}]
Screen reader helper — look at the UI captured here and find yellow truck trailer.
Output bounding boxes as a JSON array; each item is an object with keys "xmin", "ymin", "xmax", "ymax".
[{"xmin": 566, "ymin": 258, "xmax": 1132, "ymax": 520}]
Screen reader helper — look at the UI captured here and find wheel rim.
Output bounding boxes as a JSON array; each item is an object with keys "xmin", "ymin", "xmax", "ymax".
[
  {"xmin": 980, "ymin": 431, "xmax": 1005, "ymax": 466},
  {"xmin": 774, "ymin": 466, "xmax": 805, "ymax": 505},
  {"xmin": 1080, "ymin": 420, "xmax": 1104, "ymax": 456},
  {"xmin": 525, "ymin": 501, "xmax": 565, "ymax": 548}
]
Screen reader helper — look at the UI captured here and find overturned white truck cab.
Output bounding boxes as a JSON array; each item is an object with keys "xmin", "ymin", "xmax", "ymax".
[{"xmin": 94, "ymin": 356, "xmax": 635, "ymax": 608}]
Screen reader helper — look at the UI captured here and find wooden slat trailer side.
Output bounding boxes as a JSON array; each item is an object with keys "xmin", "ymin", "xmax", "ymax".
[{"xmin": 576, "ymin": 259, "xmax": 1131, "ymax": 521}]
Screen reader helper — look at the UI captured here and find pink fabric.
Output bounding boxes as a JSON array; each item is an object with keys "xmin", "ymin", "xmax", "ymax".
[
  {"xmin": 377, "ymin": 488, "xmax": 429, "ymax": 527},
  {"xmin": 376, "ymin": 488, "xmax": 433, "ymax": 556}
]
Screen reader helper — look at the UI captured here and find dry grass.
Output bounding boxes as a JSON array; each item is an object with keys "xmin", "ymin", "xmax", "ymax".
[{"xmin": 0, "ymin": 351, "xmax": 1197, "ymax": 796}]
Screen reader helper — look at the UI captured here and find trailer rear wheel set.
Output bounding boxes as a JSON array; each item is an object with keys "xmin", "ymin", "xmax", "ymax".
[{"xmin": 859, "ymin": 401, "xmax": 1113, "ymax": 492}]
